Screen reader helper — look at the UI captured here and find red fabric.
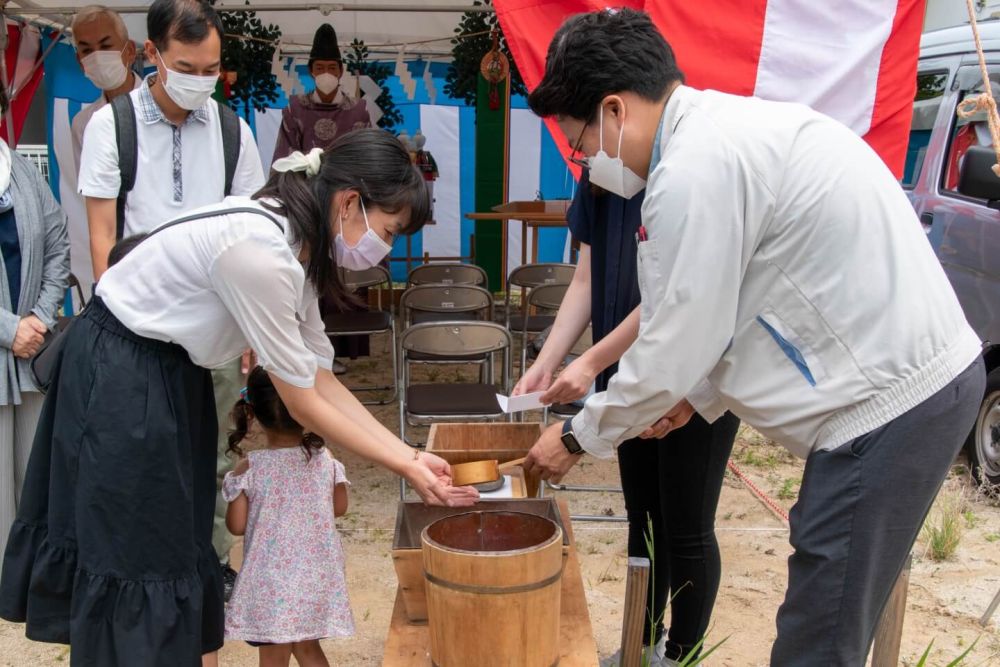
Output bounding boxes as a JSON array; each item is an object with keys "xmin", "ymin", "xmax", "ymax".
[
  {"xmin": 493, "ymin": 0, "xmax": 644, "ymax": 178},
  {"xmin": 946, "ymin": 124, "xmax": 977, "ymax": 191},
  {"xmin": 0, "ymin": 23, "xmax": 45, "ymax": 146},
  {"xmin": 867, "ymin": 0, "xmax": 925, "ymax": 177},
  {"xmin": 493, "ymin": 0, "xmax": 924, "ymax": 177},
  {"xmin": 645, "ymin": 0, "xmax": 768, "ymax": 96}
]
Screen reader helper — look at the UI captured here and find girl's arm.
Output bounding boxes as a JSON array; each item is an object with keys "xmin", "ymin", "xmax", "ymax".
[
  {"xmin": 541, "ymin": 306, "xmax": 641, "ymax": 405},
  {"xmin": 270, "ymin": 372, "xmax": 478, "ymax": 507},
  {"xmin": 512, "ymin": 244, "xmax": 594, "ymax": 395},
  {"xmin": 225, "ymin": 459, "xmax": 250, "ymax": 535},
  {"xmin": 333, "ymin": 483, "xmax": 349, "ymax": 517}
]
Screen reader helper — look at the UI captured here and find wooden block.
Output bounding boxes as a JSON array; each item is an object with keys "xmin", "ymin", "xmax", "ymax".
[
  {"xmin": 620, "ymin": 558, "xmax": 651, "ymax": 667},
  {"xmin": 872, "ymin": 554, "xmax": 912, "ymax": 667}
]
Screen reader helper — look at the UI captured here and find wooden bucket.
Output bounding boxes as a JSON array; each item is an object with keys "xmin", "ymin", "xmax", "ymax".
[{"xmin": 421, "ymin": 511, "xmax": 563, "ymax": 667}]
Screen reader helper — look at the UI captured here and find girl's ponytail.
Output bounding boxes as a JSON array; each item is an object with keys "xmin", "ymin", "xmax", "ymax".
[
  {"xmin": 227, "ymin": 400, "xmax": 252, "ymax": 458},
  {"xmin": 301, "ymin": 432, "xmax": 324, "ymax": 460}
]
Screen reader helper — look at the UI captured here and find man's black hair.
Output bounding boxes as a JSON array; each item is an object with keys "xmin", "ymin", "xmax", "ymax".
[
  {"xmin": 147, "ymin": 0, "xmax": 224, "ymax": 53},
  {"xmin": 528, "ymin": 8, "xmax": 684, "ymax": 122}
]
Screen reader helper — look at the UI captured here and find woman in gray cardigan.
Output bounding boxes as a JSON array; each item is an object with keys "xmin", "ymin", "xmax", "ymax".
[{"xmin": 0, "ymin": 86, "xmax": 71, "ymax": 566}]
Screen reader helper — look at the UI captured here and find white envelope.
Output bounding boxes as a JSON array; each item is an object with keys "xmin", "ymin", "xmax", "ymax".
[{"xmin": 495, "ymin": 391, "xmax": 548, "ymax": 413}]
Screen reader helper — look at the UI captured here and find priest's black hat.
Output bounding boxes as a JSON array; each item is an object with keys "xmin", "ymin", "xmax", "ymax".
[{"xmin": 309, "ymin": 24, "xmax": 342, "ymax": 64}]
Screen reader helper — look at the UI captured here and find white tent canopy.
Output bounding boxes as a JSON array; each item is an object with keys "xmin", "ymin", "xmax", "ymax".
[{"xmin": 6, "ymin": 0, "xmax": 492, "ymax": 58}]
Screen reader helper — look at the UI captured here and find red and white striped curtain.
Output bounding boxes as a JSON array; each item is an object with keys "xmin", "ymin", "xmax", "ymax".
[
  {"xmin": 0, "ymin": 21, "xmax": 45, "ymax": 146},
  {"xmin": 494, "ymin": 0, "xmax": 925, "ymax": 178}
]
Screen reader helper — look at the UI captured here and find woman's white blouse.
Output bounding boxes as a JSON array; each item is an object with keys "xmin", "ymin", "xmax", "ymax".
[{"xmin": 96, "ymin": 197, "xmax": 335, "ymax": 388}]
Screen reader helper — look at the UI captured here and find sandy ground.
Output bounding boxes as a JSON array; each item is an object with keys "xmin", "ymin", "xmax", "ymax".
[{"xmin": 2, "ymin": 333, "xmax": 1000, "ymax": 666}]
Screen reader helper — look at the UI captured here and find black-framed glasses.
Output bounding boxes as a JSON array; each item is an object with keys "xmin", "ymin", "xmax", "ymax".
[{"xmin": 568, "ymin": 121, "xmax": 590, "ymax": 169}]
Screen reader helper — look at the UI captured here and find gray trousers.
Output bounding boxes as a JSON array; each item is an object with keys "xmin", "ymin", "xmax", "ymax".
[
  {"xmin": 211, "ymin": 359, "xmax": 244, "ymax": 562},
  {"xmin": 0, "ymin": 392, "xmax": 45, "ymax": 571},
  {"xmin": 771, "ymin": 358, "xmax": 985, "ymax": 666}
]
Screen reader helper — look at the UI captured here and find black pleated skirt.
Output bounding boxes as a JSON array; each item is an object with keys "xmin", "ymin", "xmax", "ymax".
[{"xmin": 0, "ymin": 298, "xmax": 224, "ymax": 666}]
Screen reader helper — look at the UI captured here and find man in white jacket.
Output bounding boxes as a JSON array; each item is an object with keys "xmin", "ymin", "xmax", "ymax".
[{"xmin": 523, "ymin": 9, "xmax": 985, "ymax": 665}]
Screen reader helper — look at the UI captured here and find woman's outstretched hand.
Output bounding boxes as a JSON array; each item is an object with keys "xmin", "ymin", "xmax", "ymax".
[{"xmin": 404, "ymin": 451, "xmax": 480, "ymax": 506}]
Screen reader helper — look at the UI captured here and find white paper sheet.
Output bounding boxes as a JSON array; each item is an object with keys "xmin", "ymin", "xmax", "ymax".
[
  {"xmin": 477, "ymin": 475, "xmax": 515, "ymax": 499},
  {"xmin": 495, "ymin": 391, "xmax": 548, "ymax": 414}
]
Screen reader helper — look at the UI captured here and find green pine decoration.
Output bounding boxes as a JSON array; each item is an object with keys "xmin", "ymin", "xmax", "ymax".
[
  {"xmin": 344, "ymin": 39, "xmax": 403, "ymax": 131},
  {"xmin": 446, "ymin": 0, "xmax": 526, "ymax": 106},
  {"xmin": 211, "ymin": 1, "xmax": 281, "ymax": 115}
]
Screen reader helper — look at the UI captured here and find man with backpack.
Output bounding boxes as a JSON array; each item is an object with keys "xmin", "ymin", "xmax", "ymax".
[{"xmin": 77, "ymin": 0, "xmax": 265, "ymax": 603}]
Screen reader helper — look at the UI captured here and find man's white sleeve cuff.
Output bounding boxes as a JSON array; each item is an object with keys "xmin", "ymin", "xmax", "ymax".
[
  {"xmin": 687, "ymin": 379, "xmax": 726, "ymax": 423},
  {"xmin": 571, "ymin": 412, "xmax": 616, "ymax": 460}
]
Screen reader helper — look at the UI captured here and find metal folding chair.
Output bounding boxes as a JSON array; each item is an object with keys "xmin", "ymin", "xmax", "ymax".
[
  {"xmin": 505, "ymin": 263, "xmax": 575, "ymax": 372},
  {"xmin": 406, "ymin": 262, "xmax": 488, "ymax": 288},
  {"xmin": 323, "ymin": 266, "xmax": 397, "ymax": 405},
  {"xmin": 398, "ymin": 321, "xmax": 513, "ymax": 497}
]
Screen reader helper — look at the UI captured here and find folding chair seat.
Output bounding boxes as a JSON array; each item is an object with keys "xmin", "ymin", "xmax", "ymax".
[{"xmin": 324, "ymin": 266, "xmax": 397, "ymax": 405}]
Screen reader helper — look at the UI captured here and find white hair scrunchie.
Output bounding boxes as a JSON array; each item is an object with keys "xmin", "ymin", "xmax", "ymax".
[{"xmin": 271, "ymin": 147, "xmax": 323, "ymax": 177}]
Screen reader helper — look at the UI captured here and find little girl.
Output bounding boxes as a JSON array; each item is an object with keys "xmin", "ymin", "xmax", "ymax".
[{"xmin": 223, "ymin": 367, "xmax": 354, "ymax": 667}]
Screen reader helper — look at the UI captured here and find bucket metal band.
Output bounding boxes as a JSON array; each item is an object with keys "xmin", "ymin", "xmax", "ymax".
[{"xmin": 423, "ymin": 567, "xmax": 564, "ymax": 595}]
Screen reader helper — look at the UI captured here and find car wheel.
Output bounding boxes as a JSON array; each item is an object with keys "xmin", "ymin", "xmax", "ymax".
[{"xmin": 967, "ymin": 367, "xmax": 1000, "ymax": 486}]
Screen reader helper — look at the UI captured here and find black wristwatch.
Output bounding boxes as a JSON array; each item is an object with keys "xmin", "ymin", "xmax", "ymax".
[{"xmin": 560, "ymin": 420, "xmax": 585, "ymax": 455}]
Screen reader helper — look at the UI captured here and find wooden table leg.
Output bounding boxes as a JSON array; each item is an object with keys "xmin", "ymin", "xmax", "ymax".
[
  {"xmin": 532, "ymin": 223, "xmax": 540, "ymax": 264},
  {"xmin": 872, "ymin": 554, "xmax": 912, "ymax": 667}
]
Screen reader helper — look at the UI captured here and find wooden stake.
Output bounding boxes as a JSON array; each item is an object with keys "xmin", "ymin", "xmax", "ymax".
[
  {"xmin": 620, "ymin": 557, "xmax": 650, "ymax": 667},
  {"xmin": 980, "ymin": 586, "xmax": 1000, "ymax": 627},
  {"xmin": 872, "ymin": 553, "xmax": 912, "ymax": 667}
]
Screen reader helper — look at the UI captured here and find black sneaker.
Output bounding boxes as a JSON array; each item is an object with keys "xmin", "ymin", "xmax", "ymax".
[{"xmin": 222, "ymin": 564, "xmax": 238, "ymax": 603}]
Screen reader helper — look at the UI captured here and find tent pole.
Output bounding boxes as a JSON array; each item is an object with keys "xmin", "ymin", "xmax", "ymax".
[
  {"xmin": 0, "ymin": 5, "xmax": 18, "ymax": 146},
  {"xmin": 8, "ymin": 27, "xmax": 61, "ymax": 103}
]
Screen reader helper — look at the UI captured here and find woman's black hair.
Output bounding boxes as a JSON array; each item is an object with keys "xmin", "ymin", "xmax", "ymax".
[
  {"xmin": 227, "ymin": 366, "xmax": 324, "ymax": 460},
  {"xmin": 253, "ymin": 127, "xmax": 430, "ymax": 308},
  {"xmin": 0, "ymin": 84, "xmax": 8, "ymax": 117}
]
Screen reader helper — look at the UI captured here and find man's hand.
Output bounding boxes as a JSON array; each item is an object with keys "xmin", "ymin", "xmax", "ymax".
[
  {"xmin": 541, "ymin": 357, "xmax": 598, "ymax": 405},
  {"xmin": 523, "ymin": 422, "xmax": 583, "ymax": 484},
  {"xmin": 639, "ymin": 399, "xmax": 695, "ymax": 439},
  {"xmin": 12, "ymin": 316, "xmax": 46, "ymax": 358}
]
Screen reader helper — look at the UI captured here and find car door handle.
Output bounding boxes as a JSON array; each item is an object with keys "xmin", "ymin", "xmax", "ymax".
[{"xmin": 920, "ymin": 211, "xmax": 934, "ymax": 233}]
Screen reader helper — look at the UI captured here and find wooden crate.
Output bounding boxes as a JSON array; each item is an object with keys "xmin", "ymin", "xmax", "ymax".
[{"xmin": 426, "ymin": 422, "xmax": 544, "ymax": 497}]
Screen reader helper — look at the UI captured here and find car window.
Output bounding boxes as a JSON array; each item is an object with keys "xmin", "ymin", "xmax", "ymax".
[
  {"xmin": 942, "ymin": 69, "xmax": 1000, "ymax": 198},
  {"xmin": 902, "ymin": 71, "xmax": 947, "ymax": 189}
]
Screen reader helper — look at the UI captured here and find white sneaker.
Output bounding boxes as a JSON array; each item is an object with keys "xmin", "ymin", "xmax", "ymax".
[{"xmin": 599, "ymin": 636, "xmax": 667, "ymax": 667}]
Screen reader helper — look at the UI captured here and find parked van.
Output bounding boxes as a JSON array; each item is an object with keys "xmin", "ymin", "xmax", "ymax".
[{"xmin": 906, "ymin": 20, "xmax": 1000, "ymax": 486}]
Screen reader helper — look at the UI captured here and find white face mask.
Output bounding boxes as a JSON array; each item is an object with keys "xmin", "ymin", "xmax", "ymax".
[
  {"xmin": 315, "ymin": 72, "xmax": 339, "ymax": 96},
  {"xmin": 587, "ymin": 105, "xmax": 647, "ymax": 199},
  {"xmin": 82, "ymin": 48, "xmax": 129, "ymax": 91},
  {"xmin": 335, "ymin": 198, "xmax": 393, "ymax": 271},
  {"xmin": 157, "ymin": 51, "xmax": 217, "ymax": 111}
]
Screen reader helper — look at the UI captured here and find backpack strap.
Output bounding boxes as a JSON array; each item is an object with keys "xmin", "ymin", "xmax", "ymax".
[
  {"xmin": 111, "ymin": 94, "xmax": 138, "ymax": 241},
  {"xmin": 142, "ymin": 206, "xmax": 283, "ymax": 242},
  {"xmin": 217, "ymin": 100, "xmax": 241, "ymax": 197}
]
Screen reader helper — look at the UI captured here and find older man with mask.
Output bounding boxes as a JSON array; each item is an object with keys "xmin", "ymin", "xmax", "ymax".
[{"xmin": 70, "ymin": 5, "xmax": 141, "ymax": 173}]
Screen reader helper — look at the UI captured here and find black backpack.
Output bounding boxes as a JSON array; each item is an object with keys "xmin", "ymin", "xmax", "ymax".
[{"xmin": 110, "ymin": 94, "xmax": 241, "ymax": 240}]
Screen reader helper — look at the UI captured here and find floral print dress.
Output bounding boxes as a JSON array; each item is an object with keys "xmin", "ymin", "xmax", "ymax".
[{"xmin": 223, "ymin": 447, "xmax": 354, "ymax": 643}]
